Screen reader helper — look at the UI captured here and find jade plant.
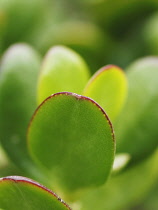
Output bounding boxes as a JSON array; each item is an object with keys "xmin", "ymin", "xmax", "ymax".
[{"xmin": 0, "ymin": 44, "xmax": 158, "ymax": 210}]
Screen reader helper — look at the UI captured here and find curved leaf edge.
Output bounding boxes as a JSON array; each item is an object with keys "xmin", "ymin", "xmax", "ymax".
[
  {"xmin": 0, "ymin": 176, "xmax": 71, "ymax": 210},
  {"xmin": 83, "ymin": 64, "xmax": 125, "ymax": 92},
  {"xmin": 28, "ymin": 92, "xmax": 115, "ymax": 143}
]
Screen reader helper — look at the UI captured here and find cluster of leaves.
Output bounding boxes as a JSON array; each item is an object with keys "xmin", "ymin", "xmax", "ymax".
[
  {"xmin": 1, "ymin": 0, "xmax": 158, "ymax": 71},
  {"xmin": 0, "ymin": 44, "xmax": 158, "ymax": 209}
]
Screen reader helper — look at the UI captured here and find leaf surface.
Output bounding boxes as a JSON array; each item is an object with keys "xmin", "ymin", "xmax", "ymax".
[
  {"xmin": 115, "ymin": 57, "xmax": 158, "ymax": 163},
  {"xmin": 28, "ymin": 92, "xmax": 115, "ymax": 193},
  {"xmin": 0, "ymin": 176, "xmax": 71, "ymax": 210},
  {"xmin": 83, "ymin": 65, "xmax": 127, "ymax": 121},
  {"xmin": 38, "ymin": 46, "xmax": 90, "ymax": 104},
  {"xmin": 79, "ymin": 149, "xmax": 158, "ymax": 210},
  {"xmin": 0, "ymin": 44, "xmax": 41, "ymax": 174}
]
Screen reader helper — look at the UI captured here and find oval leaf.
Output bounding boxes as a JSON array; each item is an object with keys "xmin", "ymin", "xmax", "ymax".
[
  {"xmin": 115, "ymin": 57, "xmax": 158, "ymax": 163},
  {"xmin": 0, "ymin": 44, "xmax": 41, "ymax": 173},
  {"xmin": 37, "ymin": 46, "xmax": 90, "ymax": 104},
  {"xmin": 0, "ymin": 176, "xmax": 71, "ymax": 210},
  {"xmin": 28, "ymin": 92, "xmax": 115, "ymax": 192},
  {"xmin": 83, "ymin": 65, "xmax": 127, "ymax": 122}
]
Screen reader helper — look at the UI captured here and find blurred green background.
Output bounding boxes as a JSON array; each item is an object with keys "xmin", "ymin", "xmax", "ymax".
[
  {"xmin": 0, "ymin": 0, "xmax": 158, "ymax": 209},
  {"xmin": 1, "ymin": 0, "xmax": 158, "ymax": 73}
]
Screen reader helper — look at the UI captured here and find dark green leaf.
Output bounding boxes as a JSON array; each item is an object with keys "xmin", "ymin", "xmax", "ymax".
[
  {"xmin": 115, "ymin": 57, "xmax": 158, "ymax": 163},
  {"xmin": 0, "ymin": 44, "xmax": 41, "ymax": 175}
]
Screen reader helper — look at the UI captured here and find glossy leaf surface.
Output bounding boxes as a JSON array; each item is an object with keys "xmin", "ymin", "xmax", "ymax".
[
  {"xmin": 0, "ymin": 44, "xmax": 41, "ymax": 172},
  {"xmin": 28, "ymin": 92, "xmax": 115, "ymax": 192},
  {"xmin": 115, "ymin": 57, "xmax": 158, "ymax": 162},
  {"xmin": 38, "ymin": 46, "xmax": 90, "ymax": 104},
  {"xmin": 83, "ymin": 65, "xmax": 127, "ymax": 121},
  {"xmin": 0, "ymin": 176, "xmax": 71, "ymax": 210}
]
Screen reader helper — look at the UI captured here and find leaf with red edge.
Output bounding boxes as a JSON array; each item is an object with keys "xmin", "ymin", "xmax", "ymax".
[
  {"xmin": 0, "ymin": 176, "xmax": 71, "ymax": 210},
  {"xmin": 83, "ymin": 65, "xmax": 127, "ymax": 122},
  {"xmin": 28, "ymin": 92, "xmax": 115, "ymax": 195}
]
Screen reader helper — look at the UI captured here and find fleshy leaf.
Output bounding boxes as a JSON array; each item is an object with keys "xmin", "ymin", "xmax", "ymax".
[
  {"xmin": 0, "ymin": 44, "xmax": 41, "ymax": 174},
  {"xmin": 115, "ymin": 57, "xmax": 158, "ymax": 163},
  {"xmin": 0, "ymin": 176, "xmax": 71, "ymax": 210},
  {"xmin": 37, "ymin": 46, "xmax": 90, "ymax": 104},
  {"xmin": 28, "ymin": 92, "xmax": 115, "ymax": 193},
  {"xmin": 83, "ymin": 65, "xmax": 127, "ymax": 121},
  {"xmin": 79, "ymin": 149, "xmax": 158, "ymax": 210}
]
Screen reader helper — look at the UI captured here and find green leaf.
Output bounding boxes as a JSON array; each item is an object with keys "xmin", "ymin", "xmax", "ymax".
[
  {"xmin": 37, "ymin": 46, "xmax": 90, "ymax": 104},
  {"xmin": 144, "ymin": 12, "xmax": 158, "ymax": 54},
  {"xmin": 115, "ymin": 57, "xmax": 158, "ymax": 163},
  {"xmin": 35, "ymin": 20, "xmax": 106, "ymax": 53},
  {"xmin": 0, "ymin": 0, "xmax": 47, "ymax": 51},
  {"xmin": 0, "ymin": 146, "xmax": 8, "ymax": 170},
  {"xmin": 83, "ymin": 65, "xmax": 127, "ymax": 122},
  {"xmin": 28, "ymin": 92, "xmax": 115, "ymax": 193},
  {"xmin": 0, "ymin": 44, "xmax": 41, "ymax": 174},
  {"xmin": 0, "ymin": 176, "xmax": 71, "ymax": 210},
  {"xmin": 79, "ymin": 149, "xmax": 158, "ymax": 210}
]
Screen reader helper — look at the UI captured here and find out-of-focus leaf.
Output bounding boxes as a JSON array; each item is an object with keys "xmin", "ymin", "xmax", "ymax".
[
  {"xmin": 79, "ymin": 149, "xmax": 158, "ymax": 210},
  {"xmin": 83, "ymin": 65, "xmax": 127, "ymax": 121},
  {"xmin": 34, "ymin": 21, "xmax": 106, "ymax": 54},
  {"xmin": 0, "ymin": 0, "xmax": 47, "ymax": 51},
  {"xmin": 88, "ymin": 0, "xmax": 158, "ymax": 33},
  {"xmin": 32, "ymin": 20, "xmax": 109, "ymax": 73},
  {"xmin": 139, "ymin": 181, "xmax": 158, "ymax": 210},
  {"xmin": 37, "ymin": 46, "xmax": 90, "ymax": 104},
  {"xmin": 115, "ymin": 57, "xmax": 158, "ymax": 163},
  {"xmin": 0, "ymin": 176, "xmax": 71, "ymax": 210},
  {"xmin": 28, "ymin": 92, "xmax": 115, "ymax": 193},
  {"xmin": 144, "ymin": 12, "xmax": 158, "ymax": 54},
  {"xmin": 0, "ymin": 44, "xmax": 41, "ymax": 175},
  {"xmin": 0, "ymin": 146, "xmax": 8, "ymax": 169}
]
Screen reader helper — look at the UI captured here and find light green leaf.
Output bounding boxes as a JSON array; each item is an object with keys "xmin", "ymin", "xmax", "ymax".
[
  {"xmin": 115, "ymin": 57, "xmax": 158, "ymax": 163},
  {"xmin": 28, "ymin": 92, "xmax": 115, "ymax": 193},
  {"xmin": 0, "ymin": 44, "xmax": 41, "ymax": 174},
  {"xmin": 0, "ymin": 146, "xmax": 9, "ymax": 170},
  {"xmin": 83, "ymin": 65, "xmax": 127, "ymax": 122},
  {"xmin": 0, "ymin": 176, "xmax": 71, "ymax": 210},
  {"xmin": 37, "ymin": 46, "xmax": 90, "ymax": 104}
]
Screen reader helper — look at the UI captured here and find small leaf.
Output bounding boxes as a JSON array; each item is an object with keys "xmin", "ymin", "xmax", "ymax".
[
  {"xmin": 0, "ymin": 176, "xmax": 71, "ymax": 210},
  {"xmin": 0, "ymin": 44, "xmax": 41, "ymax": 174},
  {"xmin": 28, "ymin": 92, "xmax": 115, "ymax": 193},
  {"xmin": 38, "ymin": 46, "xmax": 89, "ymax": 102},
  {"xmin": 37, "ymin": 46, "xmax": 90, "ymax": 104},
  {"xmin": 115, "ymin": 57, "xmax": 158, "ymax": 163},
  {"xmin": 83, "ymin": 65, "xmax": 127, "ymax": 121}
]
